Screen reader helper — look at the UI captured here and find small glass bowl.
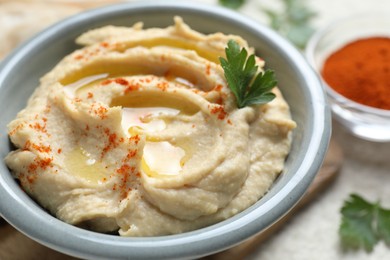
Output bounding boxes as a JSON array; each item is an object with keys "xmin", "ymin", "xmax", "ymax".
[{"xmin": 306, "ymin": 13, "xmax": 390, "ymax": 142}]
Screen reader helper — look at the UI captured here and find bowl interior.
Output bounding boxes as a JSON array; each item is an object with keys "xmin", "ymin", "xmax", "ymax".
[{"xmin": 0, "ymin": 2, "xmax": 330, "ymax": 259}]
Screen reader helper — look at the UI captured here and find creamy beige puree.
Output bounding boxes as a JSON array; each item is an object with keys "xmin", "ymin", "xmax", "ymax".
[{"xmin": 5, "ymin": 17, "xmax": 296, "ymax": 236}]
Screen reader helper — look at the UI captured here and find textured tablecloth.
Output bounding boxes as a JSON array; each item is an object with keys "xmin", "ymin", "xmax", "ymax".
[{"xmin": 1, "ymin": 1, "xmax": 390, "ymax": 260}]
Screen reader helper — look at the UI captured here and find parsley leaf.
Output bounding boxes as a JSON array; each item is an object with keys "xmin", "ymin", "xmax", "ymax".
[
  {"xmin": 340, "ymin": 194, "xmax": 390, "ymax": 252},
  {"xmin": 264, "ymin": 0, "xmax": 316, "ymax": 49},
  {"xmin": 377, "ymin": 206, "xmax": 390, "ymax": 246},
  {"xmin": 218, "ymin": 0, "xmax": 246, "ymax": 9},
  {"xmin": 340, "ymin": 194, "xmax": 378, "ymax": 251},
  {"xmin": 219, "ymin": 40, "xmax": 276, "ymax": 108}
]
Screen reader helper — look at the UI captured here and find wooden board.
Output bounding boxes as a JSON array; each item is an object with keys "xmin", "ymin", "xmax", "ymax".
[{"xmin": 0, "ymin": 139, "xmax": 343, "ymax": 260}]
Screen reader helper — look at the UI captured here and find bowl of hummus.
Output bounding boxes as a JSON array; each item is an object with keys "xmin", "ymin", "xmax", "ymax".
[{"xmin": 0, "ymin": 2, "xmax": 330, "ymax": 259}]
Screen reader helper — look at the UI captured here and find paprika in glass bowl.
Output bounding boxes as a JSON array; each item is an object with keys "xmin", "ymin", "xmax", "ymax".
[{"xmin": 306, "ymin": 13, "xmax": 390, "ymax": 142}]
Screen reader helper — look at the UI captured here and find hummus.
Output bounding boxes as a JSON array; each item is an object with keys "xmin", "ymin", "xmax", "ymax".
[{"xmin": 5, "ymin": 17, "xmax": 296, "ymax": 236}]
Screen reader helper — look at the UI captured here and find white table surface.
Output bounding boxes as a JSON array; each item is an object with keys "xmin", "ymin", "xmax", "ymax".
[{"xmin": 1, "ymin": 1, "xmax": 390, "ymax": 259}]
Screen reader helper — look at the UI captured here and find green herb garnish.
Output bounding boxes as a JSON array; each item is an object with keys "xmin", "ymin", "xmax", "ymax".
[
  {"xmin": 264, "ymin": 0, "xmax": 316, "ymax": 49},
  {"xmin": 218, "ymin": 0, "xmax": 246, "ymax": 9},
  {"xmin": 340, "ymin": 193, "xmax": 390, "ymax": 252},
  {"xmin": 219, "ymin": 40, "xmax": 276, "ymax": 108}
]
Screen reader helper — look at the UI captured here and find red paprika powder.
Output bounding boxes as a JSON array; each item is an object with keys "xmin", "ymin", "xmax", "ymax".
[{"xmin": 321, "ymin": 37, "xmax": 390, "ymax": 110}]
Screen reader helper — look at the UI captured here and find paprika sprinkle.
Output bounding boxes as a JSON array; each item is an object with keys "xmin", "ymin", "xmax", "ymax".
[{"xmin": 321, "ymin": 37, "xmax": 390, "ymax": 110}]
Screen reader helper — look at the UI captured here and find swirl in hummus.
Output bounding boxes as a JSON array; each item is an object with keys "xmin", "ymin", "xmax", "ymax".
[{"xmin": 5, "ymin": 17, "xmax": 296, "ymax": 236}]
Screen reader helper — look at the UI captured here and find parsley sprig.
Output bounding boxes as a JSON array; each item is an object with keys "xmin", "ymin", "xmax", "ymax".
[
  {"xmin": 219, "ymin": 40, "xmax": 276, "ymax": 108},
  {"xmin": 340, "ymin": 194, "xmax": 390, "ymax": 252},
  {"xmin": 218, "ymin": 0, "xmax": 246, "ymax": 9},
  {"xmin": 264, "ymin": 0, "xmax": 316, "ymax": 49}
]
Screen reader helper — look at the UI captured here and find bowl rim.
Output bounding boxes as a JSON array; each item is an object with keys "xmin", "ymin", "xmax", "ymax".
[
  {"xmin": 305, "ymin": 12, "xmax": 390, "ymax": 116},
  {"xmin": 0, "ymin": 1, "xmax": 330, "ymax": 259}
]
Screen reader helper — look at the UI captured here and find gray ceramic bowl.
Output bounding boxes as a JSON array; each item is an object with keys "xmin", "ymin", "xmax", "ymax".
[{"xmin": 0, "ymin": 2, "xmax": 330, "ymax": 259}]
